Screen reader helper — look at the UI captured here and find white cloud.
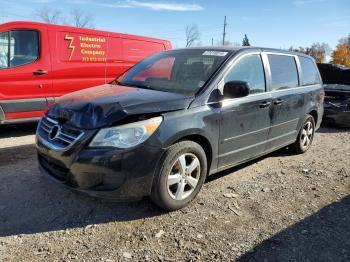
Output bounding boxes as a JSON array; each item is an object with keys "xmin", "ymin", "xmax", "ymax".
[
  {"xmin": 96, "ymin": 0, "xmax": 204, "ymax": 12},
  {"xmin": 293, "ymin": 0, "xmax": 306, "ymax": 6},
  {"xmin": 69, "ymin": 0, "xmax": 89, "ymax": 4},
  {"xmin": 293, "ymin": 0, "xmax": 329, "ymax": 6},
  {"xmin": 30, "ymin": 0, "xmax": 57, "ymax": 3}
]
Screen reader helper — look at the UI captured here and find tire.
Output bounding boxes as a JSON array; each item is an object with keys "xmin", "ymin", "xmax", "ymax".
[
  {"xmin": 150, "ymin": 140, "xmax": 207, "ymax": 211},
  {"xmin": 290, "ymin": 114, "xmax": 315, "ymax": 154}
]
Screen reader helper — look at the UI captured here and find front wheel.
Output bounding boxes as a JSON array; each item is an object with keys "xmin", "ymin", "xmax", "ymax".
[
  {"xmin": 290, "ymin": 114, "xmax": 315, "ymax": 154},
  {"xmin": 150, "ymin": 141, "xmax": 207, "ymax": 211}
]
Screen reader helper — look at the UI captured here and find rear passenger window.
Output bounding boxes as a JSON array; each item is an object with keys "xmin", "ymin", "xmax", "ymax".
[
  {"xmin": 299, "ymin": 56, "xmax": 321, "ymax": 85},
  {"xmin": 225, "ymin": 54, "xmax": 266, "ymax": 94},
  {"xmin": 268, "ymin": 54, "xmax": 299, "ymax": 90}
]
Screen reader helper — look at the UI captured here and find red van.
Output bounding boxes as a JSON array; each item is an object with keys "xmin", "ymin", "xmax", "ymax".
[{"xmin": 0, "ymin": 21, "xmax": 171, "ymax": 124}]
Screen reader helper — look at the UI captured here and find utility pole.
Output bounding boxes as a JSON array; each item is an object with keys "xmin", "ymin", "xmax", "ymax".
[
  {"xmin": 211, "ymin": 38, "xmax": 214, "ymax": 46},
  {"xmin": 222, "ymin": 16, "xmax": 227, "ymax": 46}
]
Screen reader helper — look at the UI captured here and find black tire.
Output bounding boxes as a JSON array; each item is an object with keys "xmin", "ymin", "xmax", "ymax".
[
  {"xmin": 290, "ymin": 114, "xmax": 316, "ymax": 154},
  {"xmin": 150, "ymin": 140, "xmax": 207, "ymax": 211}
]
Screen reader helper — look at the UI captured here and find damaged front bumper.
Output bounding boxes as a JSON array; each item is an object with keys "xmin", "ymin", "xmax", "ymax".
[{"xmin": 36, "ymin": 132, "xmax": 165, "ymax": 201}]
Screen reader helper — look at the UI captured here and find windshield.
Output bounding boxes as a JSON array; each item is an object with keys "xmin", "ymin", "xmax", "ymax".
[
  {"xmin": 117, "ymin": 49, "xmax": 230, "ymax": 95},
  {"xmin": 324, "ymin": 84, "xmax": 350, "ymax": 91}
]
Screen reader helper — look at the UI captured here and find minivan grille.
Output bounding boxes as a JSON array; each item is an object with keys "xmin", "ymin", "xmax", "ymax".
[{"xmin": 38, "ymin": 117, "xmax": 84, "ymax": 151}]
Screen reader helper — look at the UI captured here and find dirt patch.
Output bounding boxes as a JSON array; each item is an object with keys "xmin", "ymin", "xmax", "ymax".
[{"xmin": 0, "ymin": 125, "xmax": 349, "ymax": 261}]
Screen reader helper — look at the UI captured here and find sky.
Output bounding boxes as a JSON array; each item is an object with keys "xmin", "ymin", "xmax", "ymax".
[{"xmin": 0, "ymin": 0, "xmax": 349, "ymax": 51}]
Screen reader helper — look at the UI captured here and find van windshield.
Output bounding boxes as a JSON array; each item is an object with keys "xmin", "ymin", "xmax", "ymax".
[{"xmin": 117, "ymin": 49, "xmax": 230, "ymax": 95}]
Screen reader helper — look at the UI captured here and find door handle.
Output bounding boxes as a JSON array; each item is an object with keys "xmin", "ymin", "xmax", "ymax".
[
  {"xmin": 259, "ymin": 101, "xmax": 271, "ymax": 108},
  {"xmin": 33, "ymin": 70, "xmax": 48, "ymax": 75},
  {"xmin": 274, "ymin": 99, "xmax": 284, "ymax": 105}
]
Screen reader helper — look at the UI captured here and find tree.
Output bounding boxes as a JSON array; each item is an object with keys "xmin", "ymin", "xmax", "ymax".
[
  {"xmin": 289, "ymin": 43, "xmax": 330, "ymax": 63},
  {"xmin": 185, "ymin": 24, "xmax": 200, "ymax": 47},
  {"xmin": 288, "ymin": 46, "xmax": 306, "ymax": 53},
  {"xmin": 307, "ymin": 43, "xmax": 330, "ymax": 63},
  {"xmin": 338, "ymin": 34, "xmax": 350, "ymax": 52},
  {"xmin": 34, "ymin": 8, "xmax": 95, "ymax": 29},
  {"xmin": 331, "ymin": 43, "xmax": 350, "ymax": 67},
  {"xmin": 35, "ymin": 7, "xmax": 63, "ymax": 24},
  {"xmin": 70, "ymin": 9, "xmax": 94, "ymax": 29},
  {"xmin": 242, "ymin": 34, "xmax": 250, "ymax": 46}
]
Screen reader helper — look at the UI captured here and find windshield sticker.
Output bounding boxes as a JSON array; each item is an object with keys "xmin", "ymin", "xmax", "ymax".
[{"xmin": 203, "ymin": 51, "xmax": 228, "ymax": 56}]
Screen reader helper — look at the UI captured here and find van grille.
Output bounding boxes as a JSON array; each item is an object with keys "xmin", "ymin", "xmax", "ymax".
[{"xmin": 38, "ymin": 117, "xmax": 84, "ymax": 151}]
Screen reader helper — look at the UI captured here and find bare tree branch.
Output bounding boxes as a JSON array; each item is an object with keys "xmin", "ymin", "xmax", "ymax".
[
  {"xmin": 185, "ymin": 24, "xmax": 200, "ymax": 47},
  {"xmin": 34, "ymin": 8, "xmax": 94, "ymax": 29},
  {"xmin": 70, "ymin": 9, "xmax": 95, "ymax": 29},
  {"xmin": 34, "ymin": 7, "xmax": 63, "ymax": 24}
]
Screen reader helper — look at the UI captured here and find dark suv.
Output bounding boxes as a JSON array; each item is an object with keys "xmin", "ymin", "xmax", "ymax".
[{"xmin": 36, "ymin": 47, "xmax": 324, "ymax": 210}]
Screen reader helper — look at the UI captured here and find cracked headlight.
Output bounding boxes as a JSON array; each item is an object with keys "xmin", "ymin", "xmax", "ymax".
[{"xmin": 89, "ymin": 116, "xmax": 162, "ymax": 148}]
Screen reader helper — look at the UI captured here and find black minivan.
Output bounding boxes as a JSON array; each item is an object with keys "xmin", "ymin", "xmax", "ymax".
[{"xmin": 36, "ymin": 47, "xmax": 324, "ymax": 210}]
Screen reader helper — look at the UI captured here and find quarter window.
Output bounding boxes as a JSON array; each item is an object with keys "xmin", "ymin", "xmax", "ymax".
[
  {"xmin": 225, "ymin": 54, "xmax": 266, "ymax": 94},
  {"xmin": 299, "ymin": 56, "xmax": 321, "ymax": 85},
  {"xmin": 0, "ymin": 32, "xmax": 9, "ymax": 69},
  {"xmin": 0, "ymin": 30, "xmax": 39, "ymax": 69},
  {"xmin": 268, "ymin": 54, "xmax": 299, "ymax": 91}
]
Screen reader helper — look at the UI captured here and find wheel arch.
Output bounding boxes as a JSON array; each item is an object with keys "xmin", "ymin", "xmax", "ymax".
[
  {"xmin": 308, "ymin": 109, "xmax": 318, "ymax": 126},
  {"xmin": 164, "ymin": 130, "xmax": 215, "ymax": 174}
]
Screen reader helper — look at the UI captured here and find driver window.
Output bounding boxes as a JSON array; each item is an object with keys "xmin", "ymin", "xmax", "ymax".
[
  {"xmin": 10, "ymin": 30, "xmax": 39, "ymax": 67},
  {"xmin": 0, "ymin": 30, "xmax": 39, "ymax": 69},
  {"xmin": 224, "ymin": 54, "xmax": 266, "ymax": 94}
]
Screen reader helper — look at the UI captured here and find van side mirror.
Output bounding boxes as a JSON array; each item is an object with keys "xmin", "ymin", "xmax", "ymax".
[{"xmin": 223, "ymin": 81, "xmax": 250, "ymax": 99}]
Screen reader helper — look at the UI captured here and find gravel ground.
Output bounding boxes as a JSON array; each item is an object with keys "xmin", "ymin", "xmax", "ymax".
[{"xmin": 0, "ymin": 123, "xmax": 349, "ymax": 262}]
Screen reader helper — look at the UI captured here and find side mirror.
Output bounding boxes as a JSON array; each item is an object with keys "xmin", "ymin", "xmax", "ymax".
[{"xmin": 223, "ymin": 81, "xmax": 250, "ymax": 99}]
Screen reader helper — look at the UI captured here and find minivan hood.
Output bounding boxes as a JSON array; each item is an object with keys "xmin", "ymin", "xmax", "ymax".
[
  {"xmin": 48, "ymin": 84, "xmax": 194, "ymax": 129},
  {"xmin": 317, "ymin": 63, "xmax": 350, "ymax": 85}
]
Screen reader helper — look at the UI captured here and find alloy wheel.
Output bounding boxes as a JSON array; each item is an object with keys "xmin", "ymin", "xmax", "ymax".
[
  {"xmin": 300, "ymin": 120, "xmax": 314, "ymax": 150},
  {"xmin": 167, "ymin": 153, "xmax": 201, "ymax": 200}
]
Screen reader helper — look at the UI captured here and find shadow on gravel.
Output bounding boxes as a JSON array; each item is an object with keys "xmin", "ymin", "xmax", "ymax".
[
  {"xmin": 237, "ymin": 195, "xmax": 350, "ymax": 262},
  {"xmin": 0, "ymin": 122, "xmax": 38, "ymax": 139},
  {"xmin": 0, "ymin": 169, "xmax": 164, "ymax": 237},
  {"xmin": 0, "ymin": 144, "xmax": 37, "ymax": 166},
  {"xmin": 0, "ymin": 145, "xmax": 164, "ymax": 237}
]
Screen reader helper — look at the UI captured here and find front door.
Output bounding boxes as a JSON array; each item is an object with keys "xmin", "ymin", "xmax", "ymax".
[
  {"xmin": 0, "ymin": 25, "xmax": 52, "ymax": 121},
  {"xmin": 218, "ymin": 53, "xmax": 272, "ymax": 169}
]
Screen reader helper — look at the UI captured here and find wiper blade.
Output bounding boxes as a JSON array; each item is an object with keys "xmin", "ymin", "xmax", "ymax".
[
  {"xmin": 132, "ymin": 84, "xmax": 157, "ymax": 90},
  {"xmin": 113, "ymin": 81, "xmax": 154, "ymax": 90}
]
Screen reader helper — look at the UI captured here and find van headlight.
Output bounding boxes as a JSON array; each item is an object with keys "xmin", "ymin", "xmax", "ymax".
[{"xmin": 89, "ymin": 116, "xmax": 162, "ymax": 148}]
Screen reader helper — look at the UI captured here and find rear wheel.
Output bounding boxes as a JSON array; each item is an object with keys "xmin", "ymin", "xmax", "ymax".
[
  {"xmin": 290, "ymin": 114, "xmax": 315, "ymax": 154},
  {"xmin": 151, "ymin": 141, "xmax": 207, "ymax": 211}
]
